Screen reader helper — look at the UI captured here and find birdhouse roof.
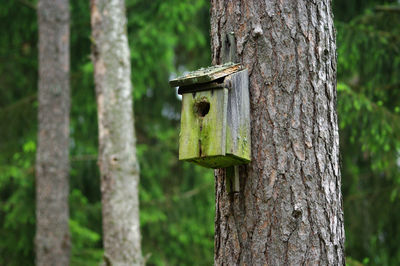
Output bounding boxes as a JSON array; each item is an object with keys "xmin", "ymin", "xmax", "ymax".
[{"xmin": 169, "ymin": 63, "xmax": 242, "ymax": 87}]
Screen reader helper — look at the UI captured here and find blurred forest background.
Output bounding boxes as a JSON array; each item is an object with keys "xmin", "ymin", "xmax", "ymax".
[{"xmin": 0, "ymin": 0, "xmax": 399, "ymax": 265}]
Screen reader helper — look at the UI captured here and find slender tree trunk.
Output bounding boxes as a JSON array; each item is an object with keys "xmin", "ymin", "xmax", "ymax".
[
  {"xmin": 35, "ymin": 0, "xmax": 70, "ymax": 265},
  {"xmin": 91, "ymin": 0, "xmax": 143, "ymax": 265},
  {"xmin": 211, "ymin": 0, "xmax": 345, "ymax": 265}
]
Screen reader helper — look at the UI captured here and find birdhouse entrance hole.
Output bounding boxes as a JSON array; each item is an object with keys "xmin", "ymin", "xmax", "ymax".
[{"xmin": 195, "ymin": 99, "xmax": 210, "ymax": 117}]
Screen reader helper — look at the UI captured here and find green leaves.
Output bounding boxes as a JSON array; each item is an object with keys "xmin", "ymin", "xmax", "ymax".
[
  {"xmin": 69, "ymin": 190, "xmax": 102, "ymax": 266},
  {"xmin": 336, "ymin": 4, "xmax": 400, "ymax": 264},
  {"xmin": 127, "ymin": 0, "xmax": 209, "ymax": 99},
  {"xmin": 0, "ymin": 141, "xmax": 35, "ymax": 265}
]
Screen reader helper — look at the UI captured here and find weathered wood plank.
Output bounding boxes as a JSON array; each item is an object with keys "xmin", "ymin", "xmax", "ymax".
[
  {"xmin": 226, "ymin": 69, "xmax": 251, "ymax": 162},
  {"xmin": 179, "ymin": 89, "xmax": 227, "ymax": 162},
  {"xmin": 170, "ymin": 63, "xmax": 241, "ymax": 87},
  {"xmin": 177, "ymin": 82, "xmax": 224, "ymax": 95}
]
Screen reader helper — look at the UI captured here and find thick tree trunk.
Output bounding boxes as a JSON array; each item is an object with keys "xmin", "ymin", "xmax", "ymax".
[
  {"xmin": 35, "ymin": 0, "xmax": 70, "ymax": 265},
  {"xmin": 211, "ymin": 0, "xmax": 345, "ymax": 265},
  {"xmin": 91, "ymin": 0, "xmax": 143, "ymax": 265}
]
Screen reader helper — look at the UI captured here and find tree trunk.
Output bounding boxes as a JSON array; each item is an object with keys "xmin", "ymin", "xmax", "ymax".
[
  {"xmin": 35, "ymin": 0, "xmax": 70, "ymax": 265},
  {"xmin": 90, "ymin": 0, "xmax": 143, "ymax": 265},
  {"xmin": 211, "ymin": 0, "xmax": 345, "ymax": 265}
]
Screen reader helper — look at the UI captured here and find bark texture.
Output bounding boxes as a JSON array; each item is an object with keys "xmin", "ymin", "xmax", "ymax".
[
  {"xmin": 91, "ymin": 0, "xmax": 143, "ymax": 265},
  {"xmin": 35, "ymin": 0, "xmax": 70, "ymax": 265},
  {"xmin": 211, "ymin": 0, "xmax": 345, "ymax": 265}
]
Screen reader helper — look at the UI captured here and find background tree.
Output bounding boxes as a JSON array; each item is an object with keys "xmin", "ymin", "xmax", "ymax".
[
  {"xmin": 35, "ymin": 0, "xmax": 70, "ymax": 265},
  {"xmin": 211, "ymin": 0, "xmax": 345, "ymax": 264},
  {"xmin": 90, "ymin": 0, "xmax": 143, "ymax": 264}
]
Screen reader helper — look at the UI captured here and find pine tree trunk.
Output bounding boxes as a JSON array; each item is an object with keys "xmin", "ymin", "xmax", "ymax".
[
  {"xmin": 91, "ymin": 0, "xmax": 143, "ymax": 265},
  {"xmin": 211, "ymin": 0, "xmax": 345, "ymax": 265},
  {"xmin": 35, "ymin": 0, "xmax": 70, "ymax": 265}
]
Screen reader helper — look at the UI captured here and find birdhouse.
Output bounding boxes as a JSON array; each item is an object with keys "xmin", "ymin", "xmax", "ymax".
[{"xmin": 169, "ymin": 63, "xmax": 251, "ymax": 169}]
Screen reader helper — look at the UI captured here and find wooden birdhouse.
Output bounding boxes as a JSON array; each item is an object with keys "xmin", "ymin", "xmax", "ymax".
[{"xmin": 169, "ymin": 63, "xmax": 251, "ymax": 169}]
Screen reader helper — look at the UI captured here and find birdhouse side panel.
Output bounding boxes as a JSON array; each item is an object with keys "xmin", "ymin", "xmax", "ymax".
[{"xmin": 226, "ymin": 69, "xmax": 251, "ymax": 162}]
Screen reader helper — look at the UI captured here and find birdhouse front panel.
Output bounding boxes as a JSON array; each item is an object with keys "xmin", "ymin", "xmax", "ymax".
[{"xmin": 179, "ymin": 88, "xmax": 228, "ymax": 167}]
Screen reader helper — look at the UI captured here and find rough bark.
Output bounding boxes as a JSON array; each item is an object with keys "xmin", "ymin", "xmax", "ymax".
[
  {"xmin": 211, "ymin": 0, "xmax": 345, "ymax": 265},
  {"xmin": 35, "ymin": 0, "xmax": 70, "ymax": 265},
  {"xmin": 91, "ymin": 0, "xmax": 143, "ymax": 265}
]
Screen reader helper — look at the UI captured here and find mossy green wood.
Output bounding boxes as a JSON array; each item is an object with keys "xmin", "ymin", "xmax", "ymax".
[{"xmin": 179, "ymin": 89, "xmax": 228, "ymax": 167}]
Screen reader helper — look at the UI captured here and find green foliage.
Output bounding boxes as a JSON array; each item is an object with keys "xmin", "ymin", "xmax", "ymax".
[
  {"xmin": 127, "ymin": 0, "xmax": 209, "ymax": 98},
  {"xmin": 347, "ymin": 257, "xmax": 366, "ymax": 266},
  {"xmin": 0, "ymin": 141, "xmax": 35, "ymax": 265},
  {"xmin": 124, "ymin": 0, "xmax": 213, "ymax": 264},
  {"xmin": 69, "ymin": 190, "xmax": 103, "ymax": 265},
  {"xmin": 0, "ymin": 2, "xmax": 38, "ymax": 264},
  {"xmin": 1, "ymin": 0, "xmax": 213, "ymax": 265},
  {"xmin": 335, "ymin": 2, "xmax": 400, "ymax": 264}
]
